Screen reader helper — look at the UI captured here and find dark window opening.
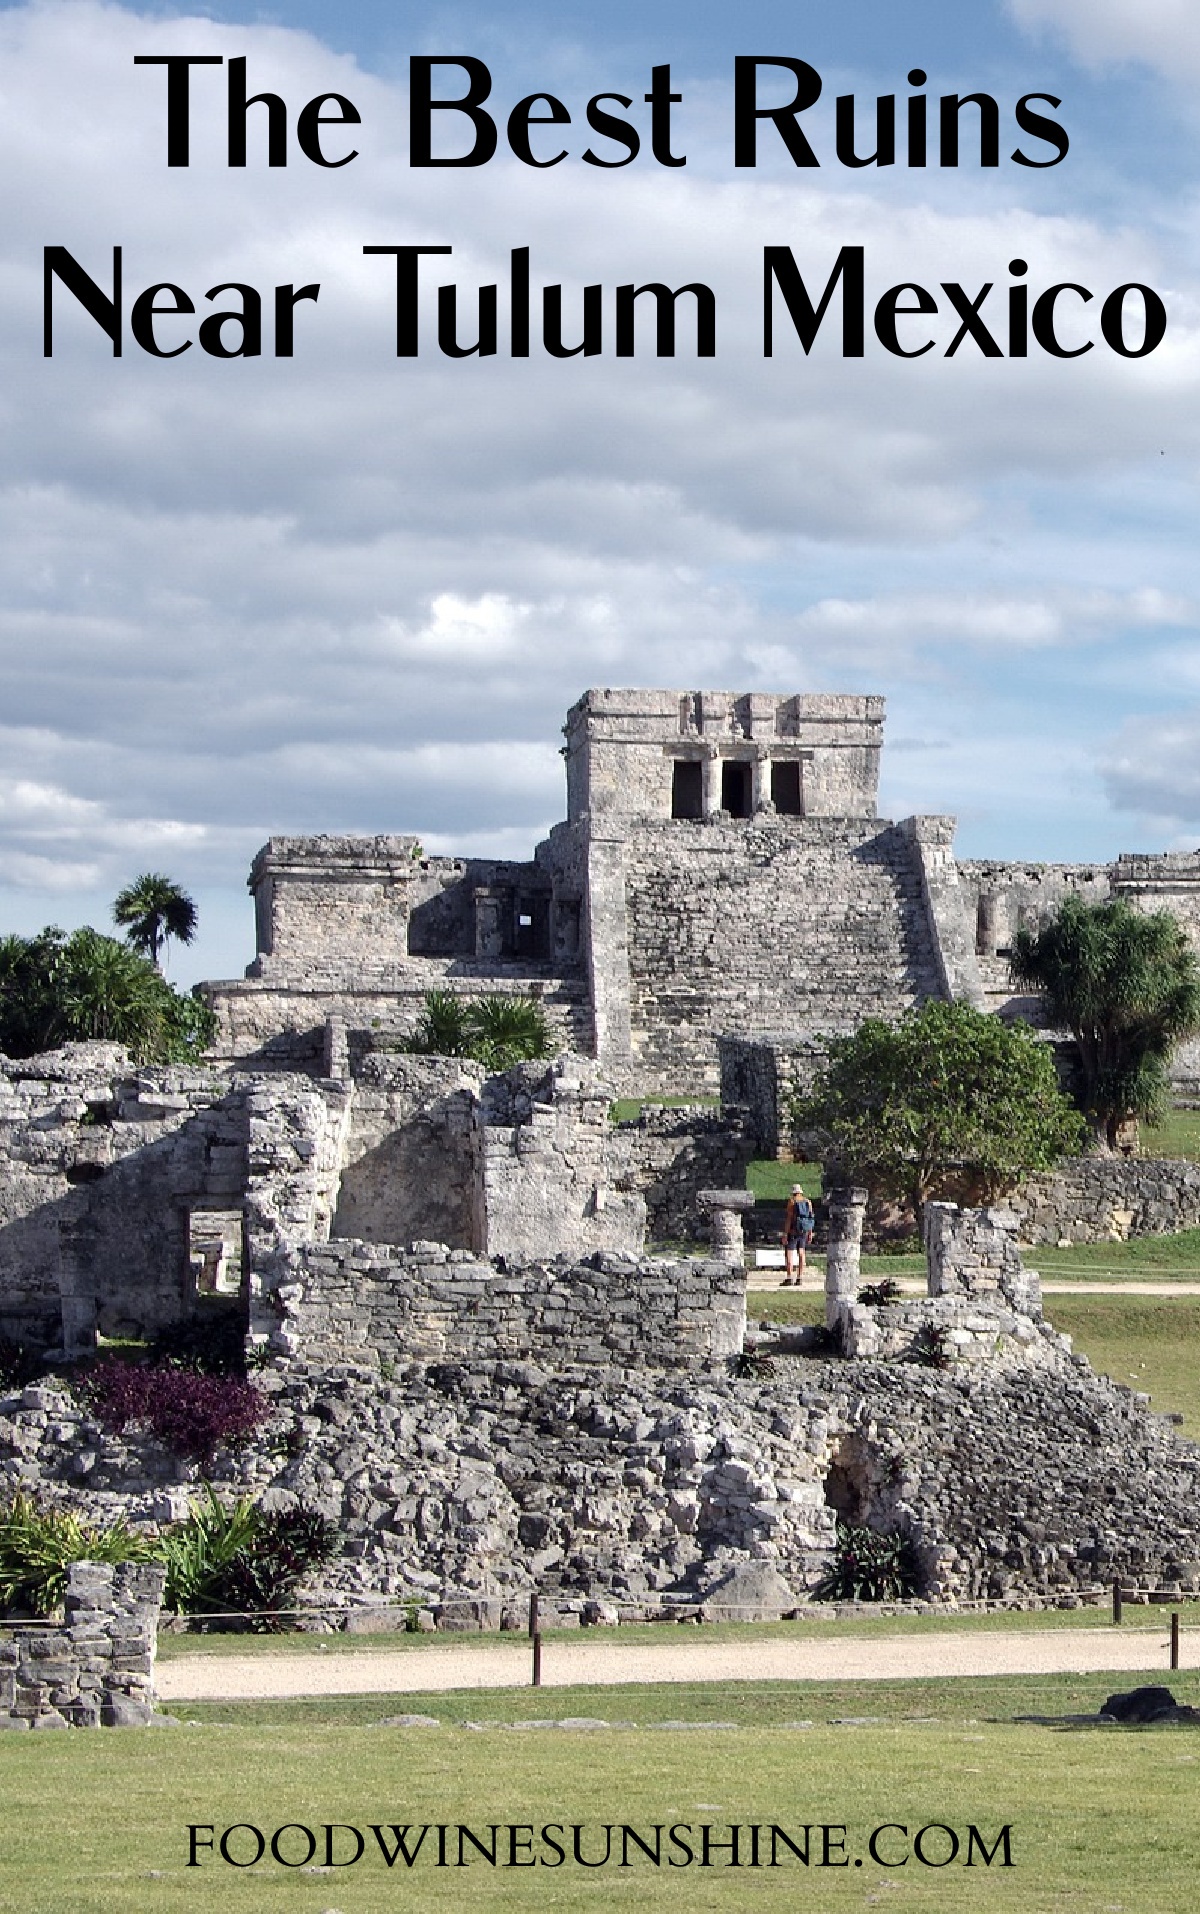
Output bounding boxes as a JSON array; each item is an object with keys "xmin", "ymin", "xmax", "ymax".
[
  {"xmin": 721, "ymin": 760, "xmax": 752, "ymax": 818},
  {"xmin": 671, "ymin": 758, "xmax": 704, "ymax": 819},
  {"xmin": 771, "ymin": 760, "xmax": 802, "ymax": 816},
  {"xmin": 514, "ymin": 896, "xmax": 550, "ymax": 959}
]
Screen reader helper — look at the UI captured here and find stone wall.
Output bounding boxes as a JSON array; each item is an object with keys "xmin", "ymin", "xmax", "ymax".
[
  {"xmin": 472, "ymin": 1060, "xmax": 646, "ymax": 1262},
  {"xmin": 272, "ymin": 1246, "xmax": 748, "ymax": 1371},
  {"xmin": 1010, "ymin": 1155, "xmax": 1200, "ymax": 1245},
  {"xmin": 0, "ymin": 1046, "xmax": 247, "ymax": 1354},
  {"xmin": 611, "ymin": 1104, "xmax": 756, "ymax": 1240},
  {"xmin": 331, "ymin": 1053, "xmax": 483, "ymax": 1250},
  {"xmin": 0, "ymin": 1558, "xmax": 163, "ymax": 1728},
  {"xmin": 620, "ymin": 817, "xmax": 946, "ymax": 1092}
]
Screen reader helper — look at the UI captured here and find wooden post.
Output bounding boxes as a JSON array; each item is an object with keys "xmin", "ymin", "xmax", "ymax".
[
  {"xmin": 1112, "ymin": 1581, "xmax": 1123, "ymax": 1625},
  {"xmin": 530, "ymin": 1590, "xmax": 542, "ymax": 1688},
  {"xmin": 1171, "ymin": 1611, "xmax": 1180, "ymax": 1671}
]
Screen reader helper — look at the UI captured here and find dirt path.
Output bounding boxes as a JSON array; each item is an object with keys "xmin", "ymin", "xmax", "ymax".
[{"xmin": 155, "ymin": 1626, "xmax": 1197, "ymax": 1701}]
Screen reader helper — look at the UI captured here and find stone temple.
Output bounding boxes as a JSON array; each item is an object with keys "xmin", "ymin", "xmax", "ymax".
[
  {"xmin": 4, "ymin": 684, "xmax": 1200, "ymax": 1667},
  {"xmin": 204, "ymin": 686, "xmax": 1200, "ymax": 1095}
]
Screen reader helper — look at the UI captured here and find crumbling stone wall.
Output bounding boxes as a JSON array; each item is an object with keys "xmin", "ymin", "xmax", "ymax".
[
  {"xmin": 0, "ymin": 1559, "xmax": 163, "ymax": 1729},
  {"xmin": 472, "ymin": 1060, "xmax": 645, "ymax": 1261},
  {"xmin": 5, "ymin": 1341, "xmax": 1198, "ymax": 1617},
  {"xmin": 0, "ymin": 1045, "xmax": 247, "ymax": 1354},
  {"xmin": 273, "ymin": 1246, "xmax": 747, "ymax": 1370},
  {"xmin": 610, "ymin": 1104, "xmax": 756, "ymax": 1240},
  {"xmin": 331, "ymin": 1053, "xmax": 483, "ymax": 1250},
  {"xmin": 1009, "ymin": 1154, "xmax": 1200, "ymax": 1245}
]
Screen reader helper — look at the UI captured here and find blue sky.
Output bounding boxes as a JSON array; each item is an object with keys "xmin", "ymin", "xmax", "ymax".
[{"xmin": 1, "ymin": 0, "xmax": 1199, "ymax": 981}]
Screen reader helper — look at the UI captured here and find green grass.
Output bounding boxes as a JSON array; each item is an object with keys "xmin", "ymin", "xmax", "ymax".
[
  {"xmin": 1047, "ymin": 1294, "xmax": 1200, "ymax": 1433},
  {"xmin": 745, "ymin": 1157, "xmax": 823, "ymax": 1200},
  {"xmin": 1142, "ymin": 1108, "xmax": 1200, "ymax": 1160},
  {"xmin": 154, "ymin": 1604, "xmax": 1200, "ymax": 1663},
  {"xmin": 4, "ymin": 1685, "xmax": 1199, "ymax": 1911},
  {"xmin": 1028, "ymin": 1228, "xmax": 1200, "ymax": 1279},
  {"xmin": 163, "ymin": 1667, "xmax": 1197, "ymax": 1730}
]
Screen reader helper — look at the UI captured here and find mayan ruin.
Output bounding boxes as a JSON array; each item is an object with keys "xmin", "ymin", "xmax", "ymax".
[{"xmin": 3, "ymin": 687, "xmax": 1200, "ymax": 1721}]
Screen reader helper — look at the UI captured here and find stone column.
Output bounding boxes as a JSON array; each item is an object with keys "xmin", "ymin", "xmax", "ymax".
[
  {"xmin": 751, "ymin": 747, "xmax": 773, "ymax": 814},
  {"xmin": 699, "ymin": 1188, "xmax": 755, "ymax": 1264},
  {"xmin": 824, "ymin": 1186, "xmax": 867, "ymax": 1328},
  {"xmin": 702, "ymin": 745, "xmax": 722, "ymax": 817},
  {"xmin": 474, "ymin": 887, "xmax": 507, "ymax": 959}
]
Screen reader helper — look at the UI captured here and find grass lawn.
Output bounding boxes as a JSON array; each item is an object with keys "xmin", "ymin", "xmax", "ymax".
[
  {"xmin": 1142, "ymin": 1109, "xmax": 1200, "ymax": 1160},
  {"xmin": 3, "ymin": 1674, "xmax": 1199, "ymax": 1912}
]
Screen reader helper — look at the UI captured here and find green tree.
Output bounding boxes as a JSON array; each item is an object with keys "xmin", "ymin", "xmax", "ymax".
[
  {"xmin": 1010, "ymin": 895, "xmax": 1200, "ymax": 1147},
  {"xmin": 793, "ymin": 999, "xmax": 1086, "ymax": 1218},
  {"xmin": 0, "ymin": 926, "xmax": 215, "ymax": 1064},
  {"xmin": 112, "ymin": 872, "xmax": 198, "ymax": 970}
]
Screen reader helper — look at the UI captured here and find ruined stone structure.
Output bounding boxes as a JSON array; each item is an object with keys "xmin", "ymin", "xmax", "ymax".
[
  {"xmin": 0, "ymin": 1556, "xmax": 163, "ymax": 1728},
  {"xmin": 202, "ymin": 687, "xmax": 1200, "ymax": 1097},
  {"xmin": 6, "ymin": 686, "xmax": 1200, "ymax": 1638}
]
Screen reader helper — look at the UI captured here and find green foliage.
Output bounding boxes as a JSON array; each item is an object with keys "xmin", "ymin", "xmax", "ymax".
[
  {"xmin": 793, "ymin": 999, "xmax": 1086, "ymax": 1216},
  {"xmin": 157, "ymin": 1488, "xmax": 260, "ymax": 1615},
  {"xmin": 910, "ymin": 1322, "xmax": 952, "ymax": 1369},
  {"xmin": 112, "ymin": 872, "xmax": 198, "ymax": 969},
  {"xmin": 465, "ymin": 992, "xmax": 552, "ymax": 1069},
  {"xmin": 0, "ymin": 925, "xmax": 214, "ymax": 1063},
  {"xmin": 814, "ymin": 1520, "xmax": 921, "ymax": 1602},
  {"xmin": 859, "ymin": 1277, "xmax": 902, "ymax": 1307},
  {"xmin": 402, "ymin": 989, "xmax": 552, "ymax": 1069},
  {"xmin": 0, "ymin": 1493, "xmax": 159, "ymax": 1616},
  {"xmin": 159, "ymin": 1488, "xmax": 338, "ymax": 1630},
  {"xmin": 1011, "ymin": 896, "xmax": 1200, "ymax": 1147}
]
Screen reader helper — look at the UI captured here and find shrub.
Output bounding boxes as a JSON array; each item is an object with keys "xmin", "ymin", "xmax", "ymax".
[
  {"xmin": 910, "ymin": 1323, "xmax": 952, "ymax": 1369},
  {"xmin": 78, "ymin": 1361, "xmax": 268, "ymax": 1465},
  {"xmin": 815, "ymin": 1521, "xmax": 921, "ymax": 1602},
  {"xmin": 859, "ymin": 1278, "xmax": 902, "ymax": 1307},
  {"xmin": 402, "ymin": 989, "xmax": 551, "ymax": 1068},
  {"xmin": 0, "ymin": 1493, "xmax": 159, "ymax": 1616},
  {"xmin": 160, "ymin": 1488, "xmax": 337, "ymax": 1631}
]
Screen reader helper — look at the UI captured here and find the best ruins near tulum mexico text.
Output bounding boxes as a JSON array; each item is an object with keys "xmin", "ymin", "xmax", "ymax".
[{"xmin": 4, "ymin": 687, "xmax": 1200, "ymax": 1723}]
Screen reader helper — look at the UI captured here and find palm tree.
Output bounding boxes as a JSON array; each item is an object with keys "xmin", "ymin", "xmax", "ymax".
[
  {"xmin": 112, "ymin": 874, "xmax": 198, "ymax": 970},
  {"xmin": 1011, "ymin": 896, "xmax": 1200, "ymax": 1148}
]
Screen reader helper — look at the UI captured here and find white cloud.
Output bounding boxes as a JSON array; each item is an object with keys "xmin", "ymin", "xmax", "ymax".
[
  {"xmin": 1101, "ymin": 709, "xmax": 1200, "ymax": 829},
  {"xmin": 0, "ymin": 1, "xmax": 1197, "ymax": 967},
  {"xmin": 1009, "ymin": 0, "xmax": 1200, "ymax": 78}
]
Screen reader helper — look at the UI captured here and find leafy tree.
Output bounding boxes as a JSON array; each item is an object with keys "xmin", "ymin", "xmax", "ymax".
[
  {"xmin": 112, "ymin": 872, "xmax": 198, "ymax": 969},
  {"xmin": 793, "ymin": 999, "xmax": 1086, "ymax": 1218},
  {"xmin": 1010, "ymin": 895, "xmax": 1200, "ymax": 1147},
  {"xmin": 0, "ymin": 926, "xmax": 215, "ymax": 1063}
]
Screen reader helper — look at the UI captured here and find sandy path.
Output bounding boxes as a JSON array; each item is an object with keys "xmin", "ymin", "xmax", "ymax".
[
  {"xmin": 749, "ymin": 1269, "xmax": 1200, "ymax": 1297},
  {"xmin": 155, "ymin": 1626, "xmax": 1196, "ymax": 1701}
]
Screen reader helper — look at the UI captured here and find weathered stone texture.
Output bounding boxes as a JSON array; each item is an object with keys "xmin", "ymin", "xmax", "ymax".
[
  {"xmin": 273, "ymin": 1247, "xmax": 747, "ymax": 1371},
  {"xmin": 3, "ymin": 1337, "xmax": 1196, "ymax": 1616},
  {"xmin": 0, "ymin": 1046, "xmax": 244, "ymax": 1352},
  {"xmin": 1010, "ymin": 1154, "xmax": 1200, "ymax": 1246},
  {"xmin": 621, "ymin": 818, "xmax": 945, "ymax": 1090},
  {"xmin": 0, "ymin": 1558, "xmax": 163, "ymax": 1729}
]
